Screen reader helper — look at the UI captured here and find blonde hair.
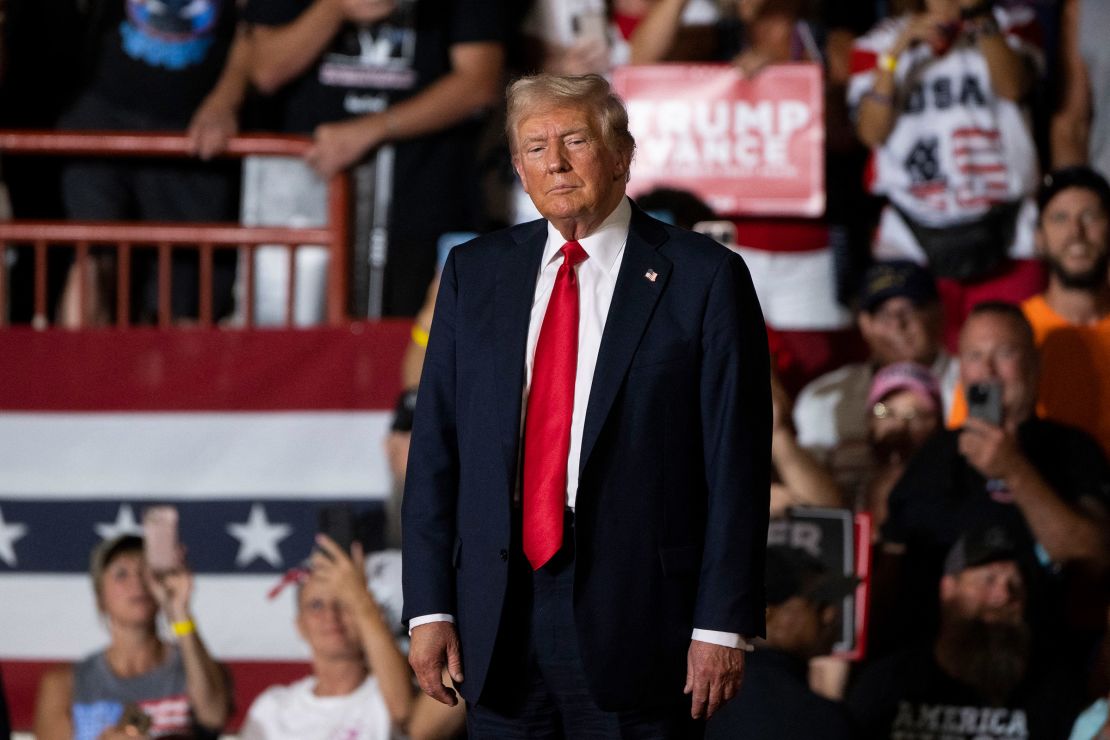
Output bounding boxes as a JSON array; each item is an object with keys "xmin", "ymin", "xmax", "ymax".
[{"xmin": 505, "ymin": 73, "xmax": 636, "ymax": 158}]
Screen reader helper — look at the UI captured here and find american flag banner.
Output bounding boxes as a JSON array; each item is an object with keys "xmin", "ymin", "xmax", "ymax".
[{"xmin": 0, "ymin": 324, "xmax": 410, "ymax": 730}]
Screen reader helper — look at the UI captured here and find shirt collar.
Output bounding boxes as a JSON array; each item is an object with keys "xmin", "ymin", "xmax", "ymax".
[{"xmin": 542, "ymin": 196, "xmax": 631, "ymax": 274}]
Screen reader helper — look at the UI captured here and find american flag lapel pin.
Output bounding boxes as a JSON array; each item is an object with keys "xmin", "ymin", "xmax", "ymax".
[{"xmin": 644, "ymin": 269, "xmax": 658, "ymax": 283}]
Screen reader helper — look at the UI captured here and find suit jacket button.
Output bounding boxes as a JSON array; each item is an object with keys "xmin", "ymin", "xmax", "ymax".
[{"xmin": 499, "ymin": 549, "xmax": 508, "ymax": 561}]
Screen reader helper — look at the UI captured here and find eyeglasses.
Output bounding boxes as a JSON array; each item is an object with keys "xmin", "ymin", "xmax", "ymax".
[{"xmin": 871, "ymin": 402, "xmax": 936, "ymax": 426}]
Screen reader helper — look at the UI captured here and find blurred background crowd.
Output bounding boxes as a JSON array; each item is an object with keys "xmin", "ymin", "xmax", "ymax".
[{"xmin": 2, "ymin": 0, "xmax": 1110, "ymax": 737}]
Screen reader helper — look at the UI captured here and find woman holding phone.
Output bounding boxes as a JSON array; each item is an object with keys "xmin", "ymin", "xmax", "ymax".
[{"xmin": 32, "ymin": 534, "xmax": 230, "ymax": 739}]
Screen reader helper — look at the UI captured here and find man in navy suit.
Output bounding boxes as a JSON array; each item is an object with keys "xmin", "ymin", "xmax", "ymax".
[{"xmin": 402, "ymin": 73, "xmax": 771, "ymax": 737}]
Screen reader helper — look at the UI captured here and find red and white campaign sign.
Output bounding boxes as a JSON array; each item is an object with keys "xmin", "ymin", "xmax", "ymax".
[{"xmin": 614, "ymin": 63, "xmax": 825, "ymax": 217}]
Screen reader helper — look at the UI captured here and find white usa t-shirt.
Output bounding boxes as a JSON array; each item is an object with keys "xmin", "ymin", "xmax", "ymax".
[
  {"xmin": 240, "ymin": 674, "xmax": 394, "ymax": 740},
  {"xmin": 847, "ymin": 8, "xmax": 1042, "ymax": 259}
]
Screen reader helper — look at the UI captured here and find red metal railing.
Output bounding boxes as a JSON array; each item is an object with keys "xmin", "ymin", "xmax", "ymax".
[{"xmin": 0, "ymin": 131, "xmax": 351, "ymax": 328}]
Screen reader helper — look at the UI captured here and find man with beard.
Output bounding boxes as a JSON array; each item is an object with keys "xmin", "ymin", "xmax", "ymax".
[
  {"xmin": 847, "ymin": 524, "xmax": 1083, "ymax": 740},
  {"xmin": 1024, "ymin": 166, "xmax": 1110, "ymax": 457}
]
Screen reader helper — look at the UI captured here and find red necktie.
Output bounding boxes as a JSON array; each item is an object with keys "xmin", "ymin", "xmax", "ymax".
[{"xmin": 523, "ymin": 240, "xmax": 589, "ymax": 569}]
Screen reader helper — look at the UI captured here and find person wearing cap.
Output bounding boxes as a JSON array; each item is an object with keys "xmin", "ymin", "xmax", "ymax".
[
  {"xmin": 848, "ymin": 524, "xmax": 1085, "ymax": 740},
  {"xmin": 33, "ymin": 535, "xmax": 230, "ymax": 739},
  {"xmin": 881, "ymin": 301, "xmax": 1110, "ymax": 649},
  {"xmin": 705, "ymin": 545, "xmax": 855, "ymax": 739},
  {"xmin": 862, "ymin": 361, "xmax": 943, "ymax": 530},
  {"xmin": 793, "ymin": 259, "xmax": 957, "ymax": 502}
]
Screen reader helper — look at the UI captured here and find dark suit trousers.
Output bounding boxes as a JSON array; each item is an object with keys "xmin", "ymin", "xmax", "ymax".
[{"xmin": 467, "ymin": 513, "xmax": 705, "ymax": 740}]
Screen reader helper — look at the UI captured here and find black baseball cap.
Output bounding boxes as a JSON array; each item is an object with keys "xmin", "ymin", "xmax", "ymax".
[
  {"xmin": 943, "ymin": 524, "xmax": 1021, "ymax": 576},
  {"xmin": 1037, "ymin": 166, "xmax": 1110, "ymax": 216},
  {"xmin": 765, "ymin": 545, "xmax": 857, "ymax": 606},
  {"xmin": 858, "ymin": 260, "xmax": 939, "ymax": 313}
]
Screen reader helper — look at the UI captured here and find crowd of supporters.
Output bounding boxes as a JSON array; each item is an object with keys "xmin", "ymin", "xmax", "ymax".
[{"xmin": 2, "ymin": 0, "xmax": 1110, "ymax": 737}]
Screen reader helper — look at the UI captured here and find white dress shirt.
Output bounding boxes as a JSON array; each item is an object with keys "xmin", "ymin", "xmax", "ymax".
[{"xmin": 411, "ymin": 198, "xmax": 749, "ymax": 650}]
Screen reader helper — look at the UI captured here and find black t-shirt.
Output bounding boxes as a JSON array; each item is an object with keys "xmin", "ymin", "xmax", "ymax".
[
  {"xmin": 878, "ymin": 418, "xmax": 1110, "ymax": 647},
  {"xmin": 243, "ymin": 0, "xmax": 503, "ymax": 240},
  {"xmin": 84, "ymin": 0, "xmax": 238, "ymax": 124},
  {"xmin": 706, "ymin": 648, "xmax": 855, "ymax": 740},
  {"xmin": 244, "ymin": 0, "xmax": 500, "ymax": 131},
  {"xmin": 884, "ymin": 417, "xmax": 1110, "ymax": 562},
  {"xmin": 846, "ymin": 646, "xmax": 1081, "ymax": 740}
]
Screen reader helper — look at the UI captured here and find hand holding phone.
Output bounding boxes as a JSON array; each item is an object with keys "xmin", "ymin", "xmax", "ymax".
[{"xmin": 966, "ymin": 381, "xmax": 1003, "ymax": 427}]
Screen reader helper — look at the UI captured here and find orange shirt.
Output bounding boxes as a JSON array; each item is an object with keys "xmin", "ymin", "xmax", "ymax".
[{"xmin": 948, "ymin": 295, "xmax": 1110, "ymax": 458}]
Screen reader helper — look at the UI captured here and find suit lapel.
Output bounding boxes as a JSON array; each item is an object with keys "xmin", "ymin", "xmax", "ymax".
[
  {"xmin": 494, "ymin": 221, "xmax": 546, "ymax": 476},
  {"xmin": 579, "ymin": 207, "xmax": 671, "ymax": 474}
]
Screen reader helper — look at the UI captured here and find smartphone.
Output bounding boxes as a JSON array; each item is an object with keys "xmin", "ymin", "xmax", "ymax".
[
  {"xmin": 966, "ymin": 381, "xmax": 1003, "ymax": 426},
  {"xmin": 142, "ymin": 506, "xmax": 181, "ymax": 573},
  {"xmin": 317, "ymin": 505, "xmax": 358, "ymax": 555},
  {"xmin": 693, "ymin": 220, "xmax": 739, "ymax": 250}
]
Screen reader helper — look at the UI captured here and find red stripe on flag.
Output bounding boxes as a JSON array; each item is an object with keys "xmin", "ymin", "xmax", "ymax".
[{"xmin": 0, "ymin": 323, "xmax": 411, "ymax": 412}]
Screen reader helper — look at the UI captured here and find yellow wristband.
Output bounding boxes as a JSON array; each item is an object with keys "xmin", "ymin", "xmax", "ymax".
[
  {"xmin": 171, "ymin": 619, "xmax": 196, "ymax": 637},
  {"xmin": 879, "ymin": 53, "xmax": 898, "ymax": 73},
  {"xmin": 411, "ymin": 325, "xmax": 430, "ymax": 348}
]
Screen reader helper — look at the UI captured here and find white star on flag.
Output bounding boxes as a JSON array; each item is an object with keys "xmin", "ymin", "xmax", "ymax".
[
  {"xmin": 0, "ymin": 506, "xmax": 28, "ymax": 567},
  {"xmin": 95, "ymin": 504, "xmax": 144, "ymax": 541},
  {"xmin": 227, "ymin": 503, "xmax": 292, "ymax": 568}
]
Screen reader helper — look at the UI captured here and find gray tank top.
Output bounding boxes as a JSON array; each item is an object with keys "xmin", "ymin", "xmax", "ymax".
[
  {"xmin": 71, "ymin": 647, "xmax": 192, "ymax": 740},
  {"xmin": 1080, "ymin": 0, "xmax": 1110, "ymax": 179}
]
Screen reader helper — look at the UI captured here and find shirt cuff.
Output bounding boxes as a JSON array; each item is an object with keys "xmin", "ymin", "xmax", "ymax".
[
  {"xmin": 692, "ymin": 628, "xmax": 755, "ymax": 651},
  {"xmin": 408, "ymin": 613, "xmax": 455, "ymax": 636}
]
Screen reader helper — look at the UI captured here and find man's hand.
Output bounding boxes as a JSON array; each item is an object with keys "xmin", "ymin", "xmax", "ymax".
[
  {"xmin": 187, "ymin": 94, "xmax": 239, "ymax": 160},
  {"xmin": 305, "ymin": 116, "xmax": 384, "ymax": 179},
  {"xmin": 684, "ymin": 640, "xmax": 745, "ymax": 719},
  {"xmin": 958, "ymin": 417, "xmax": 1030, "ymax": 481},
  {"xmin": 409, "ymin": 621, "xmax": 464, "ymax": 706},
  {"xmin": 891, "ymin": 13, "xmax": 955, "ymax": 56}
]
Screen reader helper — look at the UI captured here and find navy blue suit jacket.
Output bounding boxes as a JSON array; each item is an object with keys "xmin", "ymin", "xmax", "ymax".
[{"xmin": 401, "ymin": 203, "xmax": 771, "ymax": 711}]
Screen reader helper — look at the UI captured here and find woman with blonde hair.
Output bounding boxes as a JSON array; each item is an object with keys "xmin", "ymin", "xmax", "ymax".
[{"xmin": 33, "ymin": 534, "xmax": 229, "ymax": 739}]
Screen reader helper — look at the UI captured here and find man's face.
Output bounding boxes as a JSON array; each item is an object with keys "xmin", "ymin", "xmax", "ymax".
[
  {"xmin": 940, "ymin": 560, "xmax": 1025, "ymax": 626},
  {"xmin": 958, "ymin": 313, "xmax": 1037, "ymax": 425},
  {"xmin": 1037, "ymin": 187, "xmax": 1110, "ymax": 289},
  {"xmin": 858, "ymin": 297, "xmax": 941, "ymax": 366},
  {"xmin": 766, "ymin": 595, "xmax": 840, "ymax": 659},
  {"xmin": 296, "ymin": 577, "xmax": 362, "ymax": 661},
  {"xmin": 513, "ymin": 105, "xmax": 630, "ymax": 228},
  {"xmin": 937, "ymin": 559, "xmax": 1030, "ymax": 702}
]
